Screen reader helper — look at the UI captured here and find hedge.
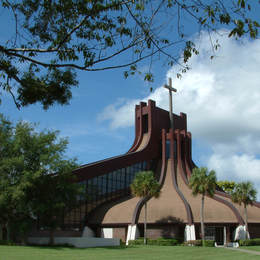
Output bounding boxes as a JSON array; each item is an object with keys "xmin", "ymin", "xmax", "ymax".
[
  {"xmin": 239, "ymin": 238, "xmax": 260, "ymax": 246},
  {"xmin": 203, "ymin": 240, "xmax": 215, "ymax": 247},
  {"xmin": 183, "ymin": 240, "xmax": 202, "ymax": 246},
  {"xmin": 128, "ymin": 238, "xmax": 179, "ymax": 246},
  {"xmin": 183, "ymin": 240, "xmax": 215, "ymax": 247},
  {"xmin": 0, "ymin": 240, "xmax": 16, "ymax": 246},
  {"xmin": 128, "ymin": 238, "xmax": 215, "ymax": 247}
]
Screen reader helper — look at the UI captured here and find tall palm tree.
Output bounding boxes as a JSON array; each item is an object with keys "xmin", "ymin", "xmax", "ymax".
[
  {"xmin": 231, "ymin": 181, "xmax": 257, "ymax": 239},
  {"xmin": 189, "ymin": 167, "xmax": 216, "ymax": 245},
  {"xmin": 131, "ymin": 171, "xmax": 160, "ymax": 244}
]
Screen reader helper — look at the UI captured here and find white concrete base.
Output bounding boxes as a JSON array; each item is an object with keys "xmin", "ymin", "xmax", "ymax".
[
  {"xmin": 101, "ymin": 228, "xmax": 113, "ymax": 238},
  {"xmin": 82, "ymin": 226, "xmax": 95, "ymax": 237},
  {"xmin": 234, "ymin": 225, "xmax": 250, "ymax": 240},
  {"xmin": 226, "ymin": 242, "xmax": 239, "ymax": 248},
  {"xmin": 126, "ymin": 224, "xmax": 140, "ymax": 245},
  {"xmin": 184, "ymin": 224, "xmax": 196, "ymax": 241},
  {"xmin": 223, "ymin": 226, "xmax": 227, "ymax": 245},
  {"xmin": 27, "ymin": 237, "xmax": 120, "ymax": 248}
]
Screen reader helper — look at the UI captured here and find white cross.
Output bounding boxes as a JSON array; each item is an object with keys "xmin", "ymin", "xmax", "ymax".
[{"xmin": 164, "ymin": 78, "xmax": 177, "ymax": 130}]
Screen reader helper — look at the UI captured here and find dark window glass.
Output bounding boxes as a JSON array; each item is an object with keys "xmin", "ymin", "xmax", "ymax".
[
  {"xmin": 174, "ymin": 140, "xmax": 177, "ymax": 160},
  {"xmin": 142, "ymin": 114, "xmax": 148, "ymax": 133},
  {"xmin": 63, "ymin": 160, "xmax": 152, "ymax": 230},
  {"xmin": 166, "ymin": 140, "xmax": 171, "ymax": 159}
]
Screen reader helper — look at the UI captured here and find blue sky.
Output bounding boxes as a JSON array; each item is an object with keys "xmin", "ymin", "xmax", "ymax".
[{"xmin": 1, "ymin": 4, "xmax": 260, "ymax": 199}]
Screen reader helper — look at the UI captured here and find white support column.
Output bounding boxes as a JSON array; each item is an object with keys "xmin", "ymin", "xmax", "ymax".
[
  {"xmin": 184, "ymin": 224, "xmax": 196, "ymax": 241},
  {"xmin": 126, "ymin": 224, "xmax": 140, "ymax": 245},
  {"xmin": 82, "ymin": 226, "xmax": 95, "ymax": 237},
  {"xmin": 223, "ymin": 226, "xmax": 227, "ymax": 245},
  {"xmin": 234, "ymin": 225, "xmax": 249, "ymax": 240}
]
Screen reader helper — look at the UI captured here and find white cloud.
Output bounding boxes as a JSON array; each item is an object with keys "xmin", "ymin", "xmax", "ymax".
[
  {"xmin": 99, "ymin": 30, "xmax": 260, "ymax": 198},
  {"xmin": 97, "ymin": 98, "xmax": 137, "ymax": 129},
  {"xmin": 208, "ymin": 152, "xmax": 260, "ymax": 199},
  {"xmin": 208, "ymin": 153, "xmax": 260, "ymax": 183},
  {"xmin": 100, "ymin": 32, "xmax": 260, "ymax": 139}
]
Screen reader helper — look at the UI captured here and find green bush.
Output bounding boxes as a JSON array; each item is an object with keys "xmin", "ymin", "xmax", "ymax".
[
  {"xmin": 183, "ymin": 240, "xmax": 202, "ymax": 246},
  {"xmin": 149, "ymin": 238, "xmax": 179, "ymax": 246},
  {"xmin": 239, "ymin": 238, "xmax": 260, "ymax": 246},
  {"xmin": 0, "ymin": 240, "xmax": 16, "ymax": 246},
  {"xmin": 183, "ymin": 240, "xmax": 214, "ymax": 247},
  {"xmin": 203, "ymin": 240, "xmax": 215, "ymax": 247},
  {"xmin": 128, "ymin": 238, "xmax": 144, "ymax": 246},
  {"xmin": 128, "ymin": 237, "xmax": 179, "ymax": 246}
]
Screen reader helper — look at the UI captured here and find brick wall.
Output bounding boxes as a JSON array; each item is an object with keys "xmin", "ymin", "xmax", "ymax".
[
  {"xmin": 146, "ymin": 224, "xmax": 184, "ymax": 239},
  {"xmin": 113, "ymin": 227, "xmax": 127, "ymax": 242}
]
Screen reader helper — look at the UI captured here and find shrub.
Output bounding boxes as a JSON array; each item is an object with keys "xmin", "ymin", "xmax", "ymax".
[
  {"xmin": 239, "ymin": 238, "xmax": 260, "ymax": 246},
  {"xmin": 183, "ymin": 240, "xmax": 214, "ymax": 247},
  {"xmin": 183, "ymin": 240, "xmax": 202, "ymax": 246},
  {"xmin": 203, "ymin": 240, "xmax": 215, "ymax": 247},
  {"xmin": 128, "ymin": 237, "xmax": 179, "ymax": 246},
  {"xmin": 128, "ymin": 238, "xmax": 144, "ymax": 246},
  {"xmin": 0, "ymin": 240, "xmax": 16, "ymax": 246},
  {"xmin": 149, "ymin": 238, "xmax": 179, "ymax": 246}
]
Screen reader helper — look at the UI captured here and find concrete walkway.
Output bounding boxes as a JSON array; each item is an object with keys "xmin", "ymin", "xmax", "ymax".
[{"xmin": 226, "ymin": 247, "xmax": 260, "ymax": 256}]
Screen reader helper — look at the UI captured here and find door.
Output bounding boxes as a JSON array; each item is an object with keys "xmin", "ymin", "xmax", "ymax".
[{"xmin": 215, "ymin": 227, "xmax": 224, "ymax": 245}]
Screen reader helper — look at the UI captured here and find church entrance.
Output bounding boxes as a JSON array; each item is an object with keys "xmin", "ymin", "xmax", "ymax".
[
  {"xmin": 205, "ymin": 226, "xmax": 226, "ymax": 245},
  {"xmin": 215, "ymin": 227, "xmax": 224, "ymax": 245}
]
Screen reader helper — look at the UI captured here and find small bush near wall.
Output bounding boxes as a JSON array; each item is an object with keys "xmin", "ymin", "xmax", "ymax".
[
  {"xmin": 128, "ymin": 238, "xmax": 144, "ymax": 245},
  {"xmin": 128, "ymin": 238, "xmax": 179, "ymax": 246},
  {"xmin": 183, "ymin": 240, "xmax": 215, "ymax": 247},
  {"xmin": 239, "ymin": 238, "xmax": 260, "ymax": 246},
  {"xmin": 148, "ymin": 238, "xmax": 179, "ymax": 246},
  {"xmin": 183, "ymin": 240, "xmax": 202, "ymax": 246},
  {"xmin": 203, "ymin": 240, "xmax": 215, "ymax": 247},
  {"xmin": 0, "ymin": 240, "xmax": 16, "ymax": 246}
]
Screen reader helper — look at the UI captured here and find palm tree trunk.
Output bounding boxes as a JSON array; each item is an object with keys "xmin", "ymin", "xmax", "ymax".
[
  {"xmin": 6, "ymin": 221, "xmax": 11, "ymax": 241},
  {"xmin": 201, "ymin": 194, "xmax": 205, "ymax": 245},
  {"xmin": 144, "ymin": 202, "xmax": 147, "ymax": 245},
  {"xmin": 0, "ymin": 224, "xmax": 2, "ymax": 240},
  {"xmin": 49, "ymin": 228, "xmax": 54, "ymax": 245},
  {"xmin": 244, "ymin": 204, "xmax": 248, "ymax": 239}
]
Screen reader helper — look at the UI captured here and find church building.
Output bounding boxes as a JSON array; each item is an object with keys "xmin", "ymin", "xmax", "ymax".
[{"xmin": 66, "ymin": 99, "xmax": 260, "ymax": 245}]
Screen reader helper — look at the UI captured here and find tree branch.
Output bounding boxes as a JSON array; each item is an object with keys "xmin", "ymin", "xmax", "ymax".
[{"xmin": 125, "ymin": 2, "xmax": 183, "ymax": 67}]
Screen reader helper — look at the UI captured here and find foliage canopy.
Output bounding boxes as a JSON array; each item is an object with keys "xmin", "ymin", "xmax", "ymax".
[
  {"xmin": 217, "ymin": 180, "xmax": 236, "ymax": 194},
  {"xmin": 1, "ymin": 0, "xmax": 260, "ymax": 109},
  {"xmin": 189, "ymin": 167, "xmax": 216, "ymax": 198},
  {"xmin": 231, "ymin": 181, "xmax": 257, "ymax": 207},
  {"xmin": 0, "ymin": 114, "xmax": 80, "ymax": 241},
  {"xmin": 131, "ymin": 170, "xmax": 160, "ymax": 244},
  {"xmin": 231, "ymin": 181, "xmax": 257, "ymax": 238},
  {"xmin": 131, "ymin": 170, "xmax": 160, "ymax": 198},
  {"xmin": 189, "ymin": 167, "xmax": 216, "ymax": 244}
]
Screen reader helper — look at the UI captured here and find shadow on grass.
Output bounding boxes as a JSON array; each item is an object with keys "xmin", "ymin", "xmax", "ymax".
[
  {"xmin": 27, "ymin": 244, "xmax": 129, "ymax": 250},
  {"xmin": 27, "ymin": 245, "xmax": 74, "ymax": 251}
]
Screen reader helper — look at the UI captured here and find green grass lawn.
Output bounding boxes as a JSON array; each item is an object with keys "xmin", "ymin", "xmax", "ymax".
[
  {"xmin": 0, "ymin": 245, "xmax": 259, "ymax": 260},
  {"xmin": 241, "ymin": 246, "xmax": 260, "ymax": 252}
]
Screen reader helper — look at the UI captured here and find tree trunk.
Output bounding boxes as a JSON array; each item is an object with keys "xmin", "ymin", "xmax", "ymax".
[
  {"xmin": 49, "ymin": 229, "xmax": 54, "ymax": 246},
  {"xmin": 6, "ymin": 222, "xmax": 11, "ymax": 241},
  {"xmin": 244, "ymin": 204, "xmax": 248, "ymax": 239},
  {"xmin": 0, "ymin": 224, "xmax": 3, "ymax": 240},
  {"xmin": 201, "ymin": 194, "xmax": 205, "ymax": 246},
  {"xmin": 144, "ymin": 202, "xmax": 147, "ymax": 245}
]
